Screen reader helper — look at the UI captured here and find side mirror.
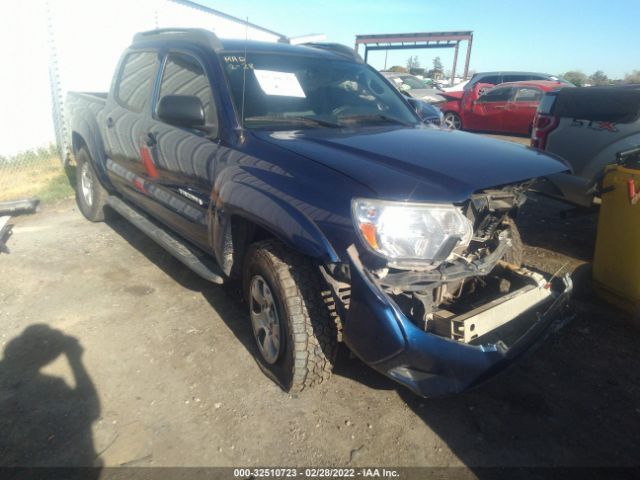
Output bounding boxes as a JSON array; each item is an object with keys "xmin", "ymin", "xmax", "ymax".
[{"xmin": 157, "ymin": 95, "xmax": 205, "ymax": 128}]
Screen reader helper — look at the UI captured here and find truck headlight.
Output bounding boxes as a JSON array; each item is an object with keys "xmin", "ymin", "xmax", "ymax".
[{"xmin": 352, "ymin": 198, "xmax": 473, "ymax": 268}]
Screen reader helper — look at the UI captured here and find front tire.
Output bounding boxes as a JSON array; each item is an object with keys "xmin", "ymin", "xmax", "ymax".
[
  {"xmin": 443, "ymin": 112, "xmax": 462, "ymax": 130},
  {"xmin": 75, "ymin": 147, "xmax": 108, "ymax": 222},
  {"xmin": 243, "ymin": 239, "xmax": 337, "ymax": 392}
]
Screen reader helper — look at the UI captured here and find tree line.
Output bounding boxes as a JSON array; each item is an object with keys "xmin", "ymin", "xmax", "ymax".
[
  {"xmin": 562, "ymin": 70, "xmax": 640, "ymax": 86},
  {"xmin": 387, "ymin": 56, "xmax": 640, "ymax": 87}
]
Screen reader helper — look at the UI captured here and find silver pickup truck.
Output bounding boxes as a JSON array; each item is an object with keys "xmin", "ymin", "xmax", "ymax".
[{"xmin": 531, "ymin": 85, "xmax": 640, "ymax": 207}]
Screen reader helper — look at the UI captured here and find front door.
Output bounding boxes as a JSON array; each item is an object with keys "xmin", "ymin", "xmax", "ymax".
[
  {"xmin": 503, "ymin": 86, "xmax": 543, "ymax": 135},
  {"xmin": 465, "ymin": 86, "xmax": 514, "ymax": 132},
  {"xmin": 145, "ymin": 52, "xmax": 221, "ymax": 249}
]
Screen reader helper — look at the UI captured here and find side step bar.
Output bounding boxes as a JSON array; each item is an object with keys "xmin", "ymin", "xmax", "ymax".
[{"xmin": 106, "ymin": 196, "xmax": 224, "ymax": 284}]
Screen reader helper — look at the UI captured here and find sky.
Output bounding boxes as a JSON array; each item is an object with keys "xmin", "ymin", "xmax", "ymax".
[{"xmin": 204, "ymin": 0, "xmax": 639, "ymax": 79}]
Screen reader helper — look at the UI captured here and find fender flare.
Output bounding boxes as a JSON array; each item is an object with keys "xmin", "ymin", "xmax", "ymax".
[
  {"xmin": 69, "ymin": 114, "xmax": 113, "ymax": 189},
  {"xmin": 212, "ymin": 178, "xmax": 340, "ymax": 273}
]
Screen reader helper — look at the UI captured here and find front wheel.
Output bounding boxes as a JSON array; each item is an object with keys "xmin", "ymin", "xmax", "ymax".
[
  {"xmin": 443, "ymin": 112, "xmax": 462, "ymax": 130},
  {"xmin": 243, "ymin": 239, "xmax": 337, "ymax": 392}
]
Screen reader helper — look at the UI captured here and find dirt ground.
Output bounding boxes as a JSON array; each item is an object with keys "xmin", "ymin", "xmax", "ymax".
[{"xmin": 1, "ymin": 177, "xmax": 640, "ymax": 472}]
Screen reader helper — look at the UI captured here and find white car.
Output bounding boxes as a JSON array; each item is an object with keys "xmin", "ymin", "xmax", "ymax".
[
  {"xmin": 443, "ymin": 80, "xmax": 469, "ymax": 92},
  {"xmin": 380, "ymin": 72, "xmax": 446, "ymax": 104}
]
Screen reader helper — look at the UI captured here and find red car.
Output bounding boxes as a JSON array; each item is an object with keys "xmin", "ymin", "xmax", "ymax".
[{"xmin": 440, "ymin": 80, "xmax": 567, "ymax": 135}]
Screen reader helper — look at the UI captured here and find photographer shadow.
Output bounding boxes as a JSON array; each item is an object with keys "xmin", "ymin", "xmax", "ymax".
[{"xmin": 0, "ymin": 324, "xmax": 101, "ymax": 474}]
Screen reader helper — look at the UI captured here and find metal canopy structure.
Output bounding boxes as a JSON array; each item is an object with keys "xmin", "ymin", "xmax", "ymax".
[{"xmin": 354, "ymin": 31, "xmax": 474, "ymax": 81}]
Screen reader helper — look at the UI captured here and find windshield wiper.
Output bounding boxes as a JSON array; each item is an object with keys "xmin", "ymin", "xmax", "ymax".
[
  {"xmin": 337, "ymin": 114, "xmax": 413, "ymax": 127},
  {"xmin": 244, "ymin": 115, "xmax": 342, "ymax": 128}
]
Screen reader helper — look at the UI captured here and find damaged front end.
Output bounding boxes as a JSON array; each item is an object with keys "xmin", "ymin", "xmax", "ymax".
[{"xmin": 327, "ymin": 185, "xmax": 572, "ymax": 397}]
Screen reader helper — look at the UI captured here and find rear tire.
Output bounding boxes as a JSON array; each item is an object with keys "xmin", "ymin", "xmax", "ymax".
[
  {"xmin": 443, "ymin": 112, "xmax": 462, "ymax": 130},
  {"xmin": 243, "ymin": 239, "xmax": 337, "ymax": 392},
  {"xmin": 75, "ymin": 147, "xmax": 108, "ymax": 222}
]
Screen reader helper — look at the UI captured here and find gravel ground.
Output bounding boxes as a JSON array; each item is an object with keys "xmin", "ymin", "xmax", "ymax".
[{"xmin": 1, "ymin": 187, "xmax": 639, "ymax": 471}]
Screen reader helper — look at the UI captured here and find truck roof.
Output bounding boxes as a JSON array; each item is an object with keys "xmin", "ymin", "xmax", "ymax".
[{"xmin": 132, "ymin": 28, "xmax": 361, "ymax": 63}]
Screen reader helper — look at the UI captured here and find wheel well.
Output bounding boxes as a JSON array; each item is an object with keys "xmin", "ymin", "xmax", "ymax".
[
  {"xmin": 223, "ymin": 215, "xmax": 276, "ymax": 278},
  {"xmin": 71, "ymin": 132, "xmax": 87, "ymax": 162}
]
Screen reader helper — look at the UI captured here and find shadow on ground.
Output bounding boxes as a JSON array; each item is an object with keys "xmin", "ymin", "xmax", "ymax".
[
  {"xmin": 103, "ymin": 202, "xmax": 640, "ymax": 471},
  {"xmin": 0, "ymin": 324, "xmax": 101, "ymax": 476}
]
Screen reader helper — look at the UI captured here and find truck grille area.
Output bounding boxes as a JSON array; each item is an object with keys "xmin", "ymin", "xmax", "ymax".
[{"xmin": 371, "ymin": 184, "xmax": 540, "ymax": 343}]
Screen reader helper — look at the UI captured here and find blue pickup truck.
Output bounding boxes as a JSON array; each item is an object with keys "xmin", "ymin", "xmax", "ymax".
[{"xmin": 66, "ymin": 28, "xmax": 571, "ymax": 398}]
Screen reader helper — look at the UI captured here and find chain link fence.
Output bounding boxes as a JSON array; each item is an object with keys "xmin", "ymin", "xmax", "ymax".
[{"xmin": 0, "ymin": 144, "xmax": 72, "ymax": 203}]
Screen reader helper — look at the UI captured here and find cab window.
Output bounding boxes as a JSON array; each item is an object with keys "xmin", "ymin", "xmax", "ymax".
[
  {"xmin": 158, "ymin": 53, "xmax": 218, "ymax": 134},
  {"xmin": 115, "ymin": 51, "xmax": 159, "ymax": 112}
]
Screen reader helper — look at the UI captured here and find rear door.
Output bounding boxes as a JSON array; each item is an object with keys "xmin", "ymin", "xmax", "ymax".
[
  {"xmin": 145, "ymin": 51, "xmax": 221, "ymax": 249},
  {"xmin": 465, "ymin": 86, "xmax": 513, "ymax": 131},
  {"xmin": 103, "ymin": 50, "xmax": 160, "ymax": 197},
  {"xmin": 503, "ymin": 86, "xmax": 543, "ymax": 134}
]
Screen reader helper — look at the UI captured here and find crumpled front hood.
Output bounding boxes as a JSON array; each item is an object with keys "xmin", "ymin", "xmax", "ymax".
[{"xmin": 254, "ymin": 126, "xmax": 568, "ymax": 203}]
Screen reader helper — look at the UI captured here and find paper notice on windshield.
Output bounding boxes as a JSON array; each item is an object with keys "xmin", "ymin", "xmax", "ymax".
[{"xmin": 254, "ymin": 69, "xmax": 306, "ymax": 98}]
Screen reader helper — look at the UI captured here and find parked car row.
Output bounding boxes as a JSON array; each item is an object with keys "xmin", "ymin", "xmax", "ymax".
[
  {"xmin": 380, "ymin": 69, "xmax": 574, "ymax": 137},
  {"xmin": 439, "ymin": 80, "xmax": 569, "ymax": 135}
]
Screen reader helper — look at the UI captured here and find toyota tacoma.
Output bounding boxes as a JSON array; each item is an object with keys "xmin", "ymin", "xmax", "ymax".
[{"xmin": 66, "ymin": 28, "xmax": 571, "ymax": 397}]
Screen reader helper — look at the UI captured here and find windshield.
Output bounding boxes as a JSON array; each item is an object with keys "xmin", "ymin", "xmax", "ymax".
[
  {"xmin": 222, "ymin": 51, "xmax": 420, "ymax": 130},
  {"xmin": 398, "ymin": 76, "xmax": 426, "ymax": 90}
]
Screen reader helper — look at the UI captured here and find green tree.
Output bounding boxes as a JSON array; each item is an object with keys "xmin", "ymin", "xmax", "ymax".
[
  {"xmin": 624, "ymin": 70, "xmax": 640, "ymax": 84},
  {"xmin": 432, "ymin": 56, "xmax": 443, "ymax": 73},
  {"xmin": 388, "ymin": 65, "xmax": 407, "ymax": 73},
  {"xmin": 589, "ymin": 70, "xmax": 609, "ymax": 85},
  {"xmin": 406, "ymin": 55, "xmax": 420, "ymax": 70},
  {"xmin": 563, "ymin": 70, "xmax": 588, "ymax": 87}
]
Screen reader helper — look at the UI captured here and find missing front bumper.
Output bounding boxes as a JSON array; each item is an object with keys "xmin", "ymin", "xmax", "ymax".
[
  {"xmin": 432, "ymin": 267, "xmax": 554, "ymax": 343},
  {"xmin": 342, "ymin": 246, "xmax": 573, "ymax": 398}
]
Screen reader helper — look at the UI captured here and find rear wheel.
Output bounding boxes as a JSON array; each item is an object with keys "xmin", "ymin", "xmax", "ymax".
[
  {"xmin": 75, "ymin": 147, "xmax": 108, "ymax": 222},
  {"xmin": 243, "ymin": 239, "xmax": 337, "ymax": 392},
  {"xmin": 443, "ymin": 112, "xmax": 462, "ymax": 130}
]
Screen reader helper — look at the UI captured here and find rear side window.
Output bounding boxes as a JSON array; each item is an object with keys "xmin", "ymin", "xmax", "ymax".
[
  {"xmin": 478, "ymin": 75, "xmax": 501, "ymax": 86},
  {"xmin": 115, "ymin": 51, "xmax": 159, "ymax": 112},
  {"xmin": 514, "ymin": 87, "xmax": 543, "ymax": 102},
  {"xmin": 503, "ymin": 74, "xmax": 530, "ymax": 83},
  {"xmin": 158, "ymin": 53, "xmax": 217, "ymax": 132},
  {"xmin": 531, "ymin": 74, "xmax": 550, "ymax": 81}
]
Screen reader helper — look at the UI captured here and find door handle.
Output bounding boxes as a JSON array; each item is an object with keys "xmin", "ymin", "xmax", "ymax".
[
  {"xmin": 494, "ymin": 106, "xmax": 506, "ymax": 109},
  {"xmin": 106, "ymin": 117, "xmax": 114, "ymax": 128},
  {"xmin": 145, "ymin": 132, "xmax": 157, "ymax": 147}
]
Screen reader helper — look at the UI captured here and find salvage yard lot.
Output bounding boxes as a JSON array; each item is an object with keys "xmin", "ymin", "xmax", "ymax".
[{"xmin": 2, "ymin": 177, "xmax": 640, "ymax": 469}]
